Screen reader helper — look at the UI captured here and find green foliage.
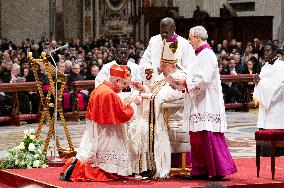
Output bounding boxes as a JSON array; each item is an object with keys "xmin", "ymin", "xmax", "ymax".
[{"xmin": 0, "ymin": 129, "xmax": 48, "ymax": 170}]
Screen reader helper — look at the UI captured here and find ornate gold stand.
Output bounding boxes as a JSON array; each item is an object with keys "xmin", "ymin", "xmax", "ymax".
[{"xmin": 28, "ymin": 52, "xmax": 76, "ymax": 158}]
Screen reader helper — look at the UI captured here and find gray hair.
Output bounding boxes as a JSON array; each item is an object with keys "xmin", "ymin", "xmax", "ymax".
[
  {"xmin": 65, "ymin": 60, "xmax": 72, "ymax": 67},
  {"xmin": 190, "ymin": 26, "xmax": 208, "ymax": 41},
  {"xmin": 11, "ymin": 63, "xmax": 20, "ymax": 70},
  {"xmin": 160, "ymin": 17, "xmax": 175, "ymax": 27}
]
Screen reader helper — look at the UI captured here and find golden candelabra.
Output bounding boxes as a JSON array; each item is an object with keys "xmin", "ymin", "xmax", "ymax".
[{"xmin": 28, "ymin": 52, "xmax": 76, "ymax": 158}]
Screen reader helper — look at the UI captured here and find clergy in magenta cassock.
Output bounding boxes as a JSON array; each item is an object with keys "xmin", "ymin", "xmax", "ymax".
[
  {"xmin": 174, "ymin": 26, "xmax": 237, "ymax": 180},
  {"xmin": 60, "ymin": 64, "xmax": 134, "ymax": 182}
]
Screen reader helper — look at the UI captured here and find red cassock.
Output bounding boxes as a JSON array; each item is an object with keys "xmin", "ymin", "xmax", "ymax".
[
  {"xmin": 86, "ymin": 83, "xmax": 134, "ymax": 124},
  {"xmin": 61, "ymin": 83, "xmax": 134, "ymax": 182}
]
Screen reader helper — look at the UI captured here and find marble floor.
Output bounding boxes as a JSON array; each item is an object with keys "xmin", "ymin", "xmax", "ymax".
[{"xmin": 0, "ymin": 110, "xmax": 259, "ymax": 158}]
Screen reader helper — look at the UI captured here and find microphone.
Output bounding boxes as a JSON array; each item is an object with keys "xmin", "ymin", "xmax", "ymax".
[{"xmin": 50, "ymin": 43, "xmax": 69, "ymax": 53}]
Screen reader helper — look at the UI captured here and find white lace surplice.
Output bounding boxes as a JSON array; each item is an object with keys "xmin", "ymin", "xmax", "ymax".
[
  {"xmin": 184, "ymin": 48, "xmax": 227, "ymax": 133},
  {"xmin": 76, "ymin": 120, "xmax": 132, "ymax": 176}
]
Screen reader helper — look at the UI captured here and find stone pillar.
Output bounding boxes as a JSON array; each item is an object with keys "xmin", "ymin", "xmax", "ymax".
[
  {"xmin": 83, "ymin": 0, "xmax": 93, "ymax": 43},
  {"xmin": 279, "ymin": 0, "xmax": 284, "ymax": 44},
  {"xmin": 63, "ymin": 0, "xmax": 83, "ymax": 41},
  {"xmin": 55, "ymin": 0, "xmax": 65, "ymax": 41},
  {"xmin": 94, "ymin": 0, "xmax": 100, "ymax": 39},
  {"xmin": 0, "ymin": 0, "xmax": 1, "ymax": 37},
  {"xmin": 49, "ymin": 0, "xmax": 56, "ymax": 40}
]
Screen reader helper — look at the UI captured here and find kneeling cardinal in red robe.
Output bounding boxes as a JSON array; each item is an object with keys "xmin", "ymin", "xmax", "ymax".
[{"xmin": 60, "ymin": 64, "xmax": 134, "ymax": 181}]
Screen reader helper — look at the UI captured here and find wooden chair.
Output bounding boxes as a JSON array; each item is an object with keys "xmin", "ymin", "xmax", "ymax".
[{"xmin": 255, "ymin": 129, "xmax": 284, "ymax": 180}]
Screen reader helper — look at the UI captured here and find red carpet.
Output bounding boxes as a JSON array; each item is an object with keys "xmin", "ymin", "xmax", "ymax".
[{"xmin": 0, "ymin": 157, "xmax": 284, "ymax": 188}]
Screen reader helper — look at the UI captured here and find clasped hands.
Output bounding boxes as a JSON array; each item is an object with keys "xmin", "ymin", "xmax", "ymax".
[{"xmin": 122, "ymin": 95, "xmax": 142, "ymax": 106}]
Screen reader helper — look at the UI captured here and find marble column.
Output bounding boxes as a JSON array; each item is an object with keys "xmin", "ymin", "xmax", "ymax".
[
  {"xmin": 94, "ymin": 0, "xmax": 100, "ymax": 39},
  {"xmin": 83, "ymin": 0, "xmax": 93, "ymax": 42},
  {"xmin": 1, "ymin": 0, "xmax": 49, "ymax": 44},
  {"xmin": 63, "ymin": 0, "xmax": 83, "ymax": 41},
  {"xmin": 0, "ymin": 0, "xmax": 1, "ymax": 37},
  {"xmin": 49, "ymin": 0, "xmax": 56, "ymax": 40},
  {"xmin": 279, "ymin": 0, "xmax": 284, "ymax": 43},
  {"xmin": 55, "ymin": 0, "xmax": 65, "ymax": 41}
]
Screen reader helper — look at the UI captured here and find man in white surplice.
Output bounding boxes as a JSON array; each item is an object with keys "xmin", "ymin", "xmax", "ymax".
[
  {"xmin": 253, "ymin": 44, "xmax": 284, "ymax": 129},
  {"xmin": 139, "ymin": 17, "xmax": 195, "ymax": 84},
  {"xmin": 141, "ymin": 41, "xmax": 190, "ymax": 179},
  {"xmin": 173, "ymin": 26, "xmax": 237, "ymax": 180}
]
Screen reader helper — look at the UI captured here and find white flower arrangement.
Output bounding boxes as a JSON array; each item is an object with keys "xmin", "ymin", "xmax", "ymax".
[{"xmin": 0, "ymin": 129, "xmax": 48, "ymax": 169}]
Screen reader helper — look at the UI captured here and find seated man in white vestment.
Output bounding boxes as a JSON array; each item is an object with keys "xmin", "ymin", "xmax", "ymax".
[{"xmin": 141, "ymin": 41, "xmax": 190, "ymax": 179}]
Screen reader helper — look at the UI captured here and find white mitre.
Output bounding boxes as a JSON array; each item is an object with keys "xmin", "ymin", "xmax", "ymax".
[{"xmin": 160, "ymin": 41, "xmax": 187, "ymax": 74}]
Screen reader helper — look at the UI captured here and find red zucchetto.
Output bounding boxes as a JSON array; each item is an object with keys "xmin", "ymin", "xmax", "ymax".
[{"xmin": 110, "ymin": 64, "xmax": 128, "ymax": 78}]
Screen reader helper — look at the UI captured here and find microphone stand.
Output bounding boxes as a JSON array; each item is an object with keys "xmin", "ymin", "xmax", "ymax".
[{"xmin": 49, "ymin": 49, "xmax": 61, "ymax": 162}]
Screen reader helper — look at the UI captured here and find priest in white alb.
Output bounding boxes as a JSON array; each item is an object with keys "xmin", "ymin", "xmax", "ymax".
[{"xmin": 253, "ymin": 43, "xmax": 284, "ymax": 129}]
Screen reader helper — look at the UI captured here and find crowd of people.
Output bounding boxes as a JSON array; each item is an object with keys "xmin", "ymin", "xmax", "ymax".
[
  {"xmin": 0, "ymin": 24, "xmax": 283, "ymax": 116},
  {"xmin": 0, "ymin": 26, "xmax": 283, "ymax": 116},
  {"xmin": 0, "ymin": 35, "xmax": 145, "ymax": 115},
  {"xmin": 213, "ymin": 37, "xmax": 283, "ymax": 103},
  {"xmin": 1, "ymin": 16, "xmax": 284, "ymax": 182}
]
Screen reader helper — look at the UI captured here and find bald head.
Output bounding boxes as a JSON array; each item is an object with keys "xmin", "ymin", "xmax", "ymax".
[{"xmin": 160, "ymin": 17, "xmax": 176, "ymax": 40}]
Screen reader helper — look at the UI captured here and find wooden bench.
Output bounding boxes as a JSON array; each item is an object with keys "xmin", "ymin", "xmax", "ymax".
[
  {"xmin": 255, "ymin": 129, "xmax": 284, "ymax": 180},
  {"xmin": 221, "ymin": 74, "xmax": 257, "ymax": 111},
  {"xmin": 65, "ymin": 80, "xmax": 95, "ymax": 121},
  {"xmin": 0, "ymin": 82, "xmax": 39, "ymax": 126}
]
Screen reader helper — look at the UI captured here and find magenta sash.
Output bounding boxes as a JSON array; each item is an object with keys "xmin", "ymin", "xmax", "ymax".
[
  {"xmin": 77, "ymin": 93, "xmax": 85, "ymax": 111},
  {"xmin": 62, "ymin": 92, "xmax": 71, "ymax": 109}
]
